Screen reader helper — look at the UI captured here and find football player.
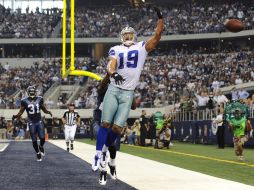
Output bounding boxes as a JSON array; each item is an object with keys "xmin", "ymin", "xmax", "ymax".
[
  {"xmin": 92, "ymin": 74, "xmax": 136, "ymax": 173},
  {"xmin": 13, "ymin": 86, "xmax": 52, "ymax": 161},
  {"xmin": 99, "ymin": 7, "xmax": 164, "ymax": 185}
]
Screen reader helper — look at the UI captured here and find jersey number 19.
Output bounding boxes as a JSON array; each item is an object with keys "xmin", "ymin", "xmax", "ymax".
[{"xmin": 118, "ymin": 50, "xmax": 138, "ymax": 69}]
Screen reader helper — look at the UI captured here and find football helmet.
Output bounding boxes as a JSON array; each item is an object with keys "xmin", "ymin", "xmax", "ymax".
[
  {"xmin": 120, "ymin": 26, "xmax": 137, "ymax": 46},
  {"xmin": 27, "ymin": 86, "xmax": 36, "ymax": 98}
]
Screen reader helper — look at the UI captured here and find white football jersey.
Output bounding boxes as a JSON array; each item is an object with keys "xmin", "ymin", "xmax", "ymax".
[{"xmin": 108, "ymin": 41, "xmax": 148, "ymax": 90}]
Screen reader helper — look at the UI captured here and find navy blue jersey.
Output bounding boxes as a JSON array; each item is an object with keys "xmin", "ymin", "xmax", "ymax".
[{"xmin": 21, "ymin": 96, "xmax": 44, "ymax": 123}]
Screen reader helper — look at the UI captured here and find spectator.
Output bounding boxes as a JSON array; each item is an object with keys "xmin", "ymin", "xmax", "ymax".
[
  {"xmin": 238, "ymin": 88, "xmax": 250, "ymax": 100},
  {"xmin": 231, "ymin": 87, "xmax": 239, "ymax": 101},
  {"xmin": 235, "ymin": 75, "xmax": 243, "ymax": 85},
  {"xmin": 131, "ymin": 120, "xmax": 141, "ymax": 145},
  {"xmin": 0, "ymin": 117, "xmax": 7, "ymax": 139},
  {"xmin": 6, "ymin": 120, "xmax": 14, "ymax": 140},
  {"xmin": 139, "ymin": 110, "xmax": 148, "ymax": 146},
  {"xmin": 216, "ymin": 90, "xmax": 229, "ymax": 106},
  {"xmin": 213, "ymin": 106, "xmax": 225, "ymax": 149},
  {"xmin": 4, "ymin": 62, "xmax": 10, "ymax": 71},
  {"xmin": 195, "ymin": 92, "xmax": 208, "ymax": 110}
]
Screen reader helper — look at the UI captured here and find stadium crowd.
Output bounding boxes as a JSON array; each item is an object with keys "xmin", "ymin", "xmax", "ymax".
[
  {"xmin": 0, "ymin": 0, "xmax": 253, "ymax": 38},
  {"xmin": 0, "ymin": 59, "xmax": 62, "ymax": 108},
  {"xmin": 0, "ymin": 5, "xmax": 62, "ymax": 38},
  {"xmin": 74, "ymin": 50, "xmax": 253, "ymax": 110},
  {"xmin": 0, "ymin": 48, "xmax": 253, "ymax": 110},
  {"xmin": 67, "ymin": 1, "xmax": 254, "ymax": 38}
]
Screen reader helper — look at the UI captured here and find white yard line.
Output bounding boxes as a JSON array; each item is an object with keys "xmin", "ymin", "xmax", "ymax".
[
  {"xmin": 49, "ymin": 140, "xmax": 254, "ymax": 190},
  {"xmin": 0, "ymin": 143, "xmax": 9, "ymax": 152}
]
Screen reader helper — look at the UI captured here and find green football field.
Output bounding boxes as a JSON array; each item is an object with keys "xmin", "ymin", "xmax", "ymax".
[{"xmin": 79, "ymin": 139, "xmax": 254, "ymax": 186}]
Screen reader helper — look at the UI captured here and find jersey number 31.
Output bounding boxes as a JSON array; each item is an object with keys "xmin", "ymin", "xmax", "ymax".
[
  {"xmin": 118, "ymin": 50, "xmax": 138, "ymax": 69},
  {"xmin": 28, "ymin": 104, "xmax": 40, "ymax": 114}
]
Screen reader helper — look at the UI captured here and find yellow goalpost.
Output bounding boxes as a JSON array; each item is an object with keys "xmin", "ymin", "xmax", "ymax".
[{"xmin": 62, "ymin": 0, "xmax": 102, "ymax": 81}]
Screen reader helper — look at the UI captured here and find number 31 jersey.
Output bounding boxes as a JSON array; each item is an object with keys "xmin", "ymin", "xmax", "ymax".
[
  {"xmin": 108, "ymin": 41, "xmax": 148, "ymax": 90},
  {"xmin": 21, "ymin": 96, "xmax": 44, "ymax": 123}
]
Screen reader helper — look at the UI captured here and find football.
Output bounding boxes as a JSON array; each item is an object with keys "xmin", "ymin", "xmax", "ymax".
[{"xmin": 224, "ymin": 19, "xmax": 244, "ymax": 33}]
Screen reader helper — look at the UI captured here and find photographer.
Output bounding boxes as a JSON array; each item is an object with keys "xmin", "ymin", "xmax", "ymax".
[
  {"xmin": 154, "ymin": 118, "xmax": 172, "ymax": 149},
  {"xmin": 207, "ymin": 91, "xmax": 216, "ymax": 119}
]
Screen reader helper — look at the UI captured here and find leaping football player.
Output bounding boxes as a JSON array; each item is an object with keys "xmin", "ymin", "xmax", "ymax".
[
  {"xmin": 91, "ymin": 73, "xmax": 136, "ymax": 172},
  {"xmin": 99, "ymin": 7, "xmax": 164, "ymax": 185},
  {"xmin": 13, "ymin": 86, "xmax": 52, "ymax": 161}
]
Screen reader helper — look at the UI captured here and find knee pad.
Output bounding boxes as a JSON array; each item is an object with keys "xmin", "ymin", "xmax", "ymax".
[
  {"xmin": 102, "ymin": 122, "xmax": 111, "ymax": 129},
  {"xmin": 108, "ymin": 145, "xmax": 116, "ymax": 159},
  {"xmin": 112, "ymin": 125, "xmax": 122, "ymax": 135}
]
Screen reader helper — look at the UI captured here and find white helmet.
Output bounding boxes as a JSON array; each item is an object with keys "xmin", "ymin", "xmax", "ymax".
[{"xmin": 120, "ymin": 26, "xmax": 137, "ymax": 46}]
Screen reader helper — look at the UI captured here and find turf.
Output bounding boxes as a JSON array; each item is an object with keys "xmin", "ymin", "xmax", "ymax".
[
  {"xmin": 79, "ymin": 139, "xmax": 254, "ymax": 186},
  {"xmin": 0, "ymin": 141, "xmax": 136, "ymax": 190}
]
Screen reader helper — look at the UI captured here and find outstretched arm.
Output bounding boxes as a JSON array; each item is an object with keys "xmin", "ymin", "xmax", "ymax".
[
  {"xmin": 145, "ymin": 7, "xmax": 165, "ymax": 53},
  {"xmin": 13, "ymin": 106, "xmax": 25, "ymax": 119},
  {"xmin": 41, "ymin": 104, "xmax": 52, "ymax": 117}
]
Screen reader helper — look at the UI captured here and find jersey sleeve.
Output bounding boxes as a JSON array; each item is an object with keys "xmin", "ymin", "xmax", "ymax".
[
  {"xmin": 138, "ymin": 41, "xmax": 148, "ymax": 55},
  {"xmin": 108, "ymin": 46, "xmax": 118, "ymax": 59},
  {"xmin": 63, "ymin": 111, "xmax": 67, "ymax": 118},
  {"xmin": 39, "ymin": 97, "xmax": 44, "ymax": 107}
]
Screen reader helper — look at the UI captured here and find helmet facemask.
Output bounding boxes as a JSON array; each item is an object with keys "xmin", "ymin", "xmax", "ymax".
[
  {"xmin": 27, "ymin": 87, "xmax": 36, "ymax": 99},
  {"xmin": 120, "ymin": 27, "xmax": 137, "ymax": 46}
]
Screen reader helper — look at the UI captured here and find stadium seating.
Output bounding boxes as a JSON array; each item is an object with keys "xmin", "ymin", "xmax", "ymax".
[{"xmin": 63, "ymin": 1, "xmax": 254, "ymax": 38}]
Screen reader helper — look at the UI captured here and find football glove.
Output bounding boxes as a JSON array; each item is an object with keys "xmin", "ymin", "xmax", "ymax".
[
  {"xmin": 153, "ymin": 6, "xmax": 163, "ymax": 19},
  {"xmin": 111, "ymin": 72, "xmax": 125, "ymax": 85},
  {"xmin": 48, "ymin": 111, "xmax": 52, "ymax": 117},
  {"xmin": 12, "ymin": 115, "xmax": 17, "ymax": 121}
]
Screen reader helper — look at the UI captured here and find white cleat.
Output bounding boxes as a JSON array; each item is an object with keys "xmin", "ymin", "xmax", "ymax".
[
  {"xmin": 92, "ymin": 155, "xmax": 100, "ymax": 172},
  {"xmin": 99, "ymin": 171, "xmax": 107, "ymax": 185},
  {"xmin": 238, "ymin": 156, "xmax": 244, "ymax": 161},
  {"xmin": 37, "ymin": 153, "xmax": 42, "ymax": 161},
  {"xmin": 39, "ymin": 146, "xmax": 45, "ymax": 156}
]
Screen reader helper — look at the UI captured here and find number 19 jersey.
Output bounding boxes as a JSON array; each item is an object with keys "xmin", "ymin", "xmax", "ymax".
[
  {"xmin": 108, "ymin": 41, "xmax": 148, "ymax": 90},
  {"xmin": 21, "ymin": 96, "xmax": 44, "ymax": 123}
]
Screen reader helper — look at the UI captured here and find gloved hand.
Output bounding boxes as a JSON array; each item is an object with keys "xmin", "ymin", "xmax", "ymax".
[
  {"xmin": 48, "ymin": 111, "xmax": 52, "ymax": 117},
  {"xmin": 111, "ymin": 72, "xmax": 125, "ymax": 85},
  {"xmin": 12, "ymin": 115, "xmax": 17, "ymax": 121},
  {"xmin": 153, "ymin": 6, "xmax": 163, "ymax": 19}
]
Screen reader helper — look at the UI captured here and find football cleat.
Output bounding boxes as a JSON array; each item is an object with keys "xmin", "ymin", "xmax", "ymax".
[
  {"xmin": 67, "ymin": 147, "xmax": 70, "ymax": 152},
  {"xmin": 108, "ymin": 163, "xmax": 117, "ymax": 180},
  {"xmin": 92, "ymin": 155, "xmax": 100, "ymax": 172},
  {"xmin": 37, "ymin": 152, "xmax": 42, "ymax": 162},
  {"xmin": 70, "ymin": 144, "xmax": 74, "ymax": 150},
  {"xmin": 238, "ymin": 156, "xmax": 244, "ymax": 161},
  {"xmin": 99, "ymin": 171, "xmax": 107, "ymax": 185},
  {"xmin": 39, "ymin": 145, "xmax": 45, "ymax": 156}
]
